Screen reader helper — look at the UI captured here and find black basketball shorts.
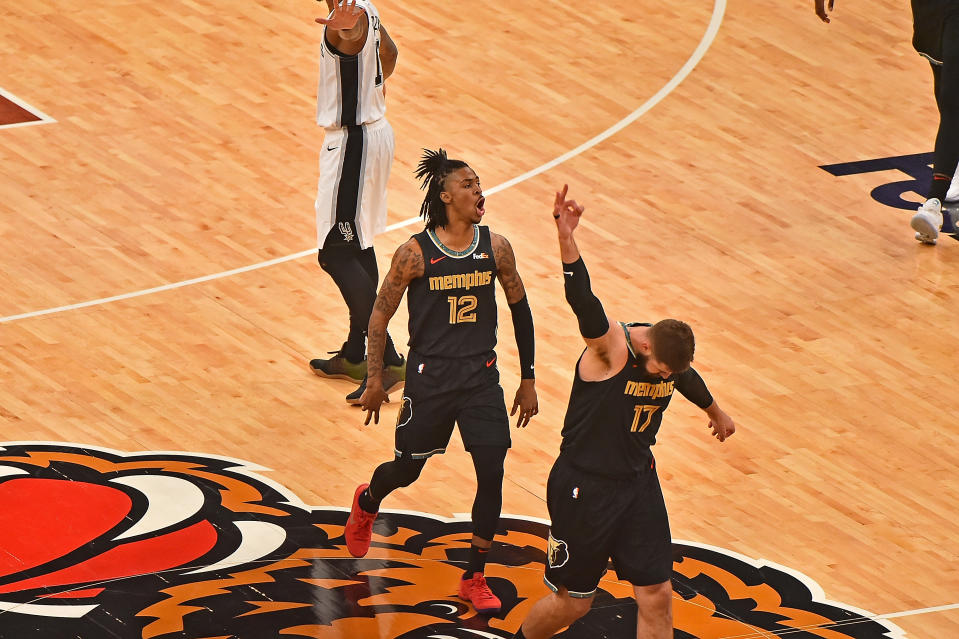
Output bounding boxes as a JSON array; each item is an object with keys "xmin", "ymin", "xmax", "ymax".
[
  {"xmin": 543, "ymin": 456, "xmax": 672, "ymax": 597},
  {"xmin": 392, "ymin": 350, "xmax": 511, "ymax": 459},
  {"xmin": 912, "ymin": 0, "xmax": 958, "ymax": 64}
]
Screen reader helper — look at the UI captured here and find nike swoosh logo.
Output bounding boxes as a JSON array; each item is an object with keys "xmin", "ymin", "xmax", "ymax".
[
  {"xmin": 563, "ymin": 271, "xmax": 574, "ymax": 276},
  {"xmin": 430, "ymin": 256, "xmax": 446, "ymax": 264},
  {"xmin": 486, "ymin": 356, "xmax": 496, "ymax": 367},
  {"xmin": 326, "ymin": 145, "xmax": 338, "ymax": 151}
]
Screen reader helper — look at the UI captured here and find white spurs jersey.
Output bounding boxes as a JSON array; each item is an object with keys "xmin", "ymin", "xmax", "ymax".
[{"xmin": 316, "ymin": 0, "xmax": 387, "ymax": 128}]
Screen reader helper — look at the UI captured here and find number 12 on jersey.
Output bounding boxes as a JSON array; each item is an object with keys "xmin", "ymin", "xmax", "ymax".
[{"xmin": 447, "ymin": 295, "xmax": 478, "ymax": 324}]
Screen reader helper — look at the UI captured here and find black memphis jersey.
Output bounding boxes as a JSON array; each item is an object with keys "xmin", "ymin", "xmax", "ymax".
[
  {"xmin": 560, "ymin": 323, "xmax": 713, "ymax": 477},
  {"xmin": 407, "ymin": 225, "xmax": 498, "ymax": 358}
]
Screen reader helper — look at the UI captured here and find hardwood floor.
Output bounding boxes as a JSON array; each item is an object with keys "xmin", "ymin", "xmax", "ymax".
[{"xmin": 1, "ymin": 0, "xmax": 957, "ymax": 636}]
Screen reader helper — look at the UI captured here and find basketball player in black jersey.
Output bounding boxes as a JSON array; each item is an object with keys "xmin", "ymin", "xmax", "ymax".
[
  {"xmin": 343, "ymin": 149, "xmax": 539, "ymax": 614},
  {"xmin": 816, "ymin": 0, "xmax": 959, "ymax": 245},
  {"xmin": 512, "ymin": 186, "xmax": 735, "ymax": 639}
]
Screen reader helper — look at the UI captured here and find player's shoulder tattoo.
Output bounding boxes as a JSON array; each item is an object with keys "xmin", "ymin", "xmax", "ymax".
[
  {"xmin": 491, "ymin": 232, "xmax": 525, "ymax": 303},
  {"xmin": 373, "ymin": 239, "xmax": 423, "ymax": 314},
  {"xmin": 490, "ymin": 232, "xmax": 516, "ymax": 270},
  {"xmin": 392, "ymin": 237, "xmax": 425, "ymax": 281}
]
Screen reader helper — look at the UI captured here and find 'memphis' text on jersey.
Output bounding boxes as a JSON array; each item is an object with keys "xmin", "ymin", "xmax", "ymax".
[{"xmin": 428, "ymin": 270, "xmax": 494, "ymax": 291}]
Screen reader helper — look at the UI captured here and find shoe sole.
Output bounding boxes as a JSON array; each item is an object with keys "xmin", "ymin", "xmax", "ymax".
[
  {"xmin": 309, "ymin": 363, "xmax": 366, "ymax": 382},
  {"xmin": 910, "ymin": 215, "xmax": 939, "ymax": 244},
  {"xmin": 457, "ymin": 593, "xmax": 501, "ymax": 614}
]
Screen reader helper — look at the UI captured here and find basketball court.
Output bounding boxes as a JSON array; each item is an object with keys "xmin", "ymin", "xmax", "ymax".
[{"xmin": 1, "ymin": 0, "xmax": 957, "ymax": 637}]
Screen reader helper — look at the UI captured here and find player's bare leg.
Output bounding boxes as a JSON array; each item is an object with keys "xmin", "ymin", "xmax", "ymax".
[
  {"xmin": 514, "ymin": 587, "xmax": 592, "ymax": 639},
  {"xmin": 633, "ymin": 581, "xmax": 673, "ymax": 639}
]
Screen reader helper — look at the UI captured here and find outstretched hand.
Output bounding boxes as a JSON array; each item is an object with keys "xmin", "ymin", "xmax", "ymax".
[
  {"xmin": 814, "ymin": 0, "xmax": 835, "ymax": 23},
  {"xmin": 316, "ymin": 0, "xmax": 363, "ymax": 29},
  {"xmin": 552, "ymin": 184, "xmax": 585, "ymax": 240}
]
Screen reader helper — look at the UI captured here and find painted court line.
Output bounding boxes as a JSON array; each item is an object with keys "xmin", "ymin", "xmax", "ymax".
[
  {"xmin": 877, "ymin": 601, "xmax": 959, "ymax": 619},
  {"xmin": 0, "ymin": 0, "xmax": 725, "ymax": 324},
  {"xmin": 0, "ymin": 87, "xmax": 56, "ymax": 130}
]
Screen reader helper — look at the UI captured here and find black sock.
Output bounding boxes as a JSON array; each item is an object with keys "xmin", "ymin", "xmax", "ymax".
[
  {"xmin": 464, "ymin": 544, "xmax": 490, "ymax": 578},
  {"xmin": 358, "ymin": 487, "xmax": 380, "ymax": 514},
  {"xmin": 342, "ymin": 336, "xmax": 366, "ymax": 363},
  {"xmin": 384, "ymin": 335, "xmax": 404, "ymax": 367},
  {"xmin": 929, "ymin": 174, "xmax": 951, "ymax": 202}
]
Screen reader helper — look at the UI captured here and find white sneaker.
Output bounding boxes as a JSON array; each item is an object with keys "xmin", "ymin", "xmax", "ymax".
[
  {"xmin": 911, "ymin": 198, "xmax": 943, "ymax": 245},
  {"xmin": 946, "ymin": 172, "xmax": 959, "ymax": 204}
]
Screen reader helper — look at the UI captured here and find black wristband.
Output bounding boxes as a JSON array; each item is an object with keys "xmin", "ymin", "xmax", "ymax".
[
  {"xmin": 563, "ymin": 257, "xmax": 609, "ymax": 339},
  {"xmin": 509, "ymin": 295, "xmax": 535, "ymax": 379}
]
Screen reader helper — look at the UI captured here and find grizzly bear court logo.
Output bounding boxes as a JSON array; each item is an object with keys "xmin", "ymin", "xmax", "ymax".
[{"xmin": 0, "ymin": 443, "xmax": 904, "ymax": 638}]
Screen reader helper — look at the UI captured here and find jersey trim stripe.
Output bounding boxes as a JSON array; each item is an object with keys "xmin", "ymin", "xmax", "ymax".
[
  {"xmin": 333, "ymin": 126, "xmax": 365, "ymax": 242},
  {"xmin": 337, "ymin": 54, "xmax": 360, "ymax": 126},
  {"xmin": 426, "ymin": 225, "xmax": 481, "ymax": 258}
]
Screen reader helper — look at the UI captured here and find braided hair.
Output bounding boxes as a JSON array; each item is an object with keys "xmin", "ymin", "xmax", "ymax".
[{"xmin": 415, "ymin": 148, "xmax": 470, "ymax": 230}]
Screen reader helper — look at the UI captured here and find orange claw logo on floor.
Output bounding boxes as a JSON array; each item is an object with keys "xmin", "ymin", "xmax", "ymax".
[{"xmin": 0, "ymin": 443, "xmax": 903, "ymax": 639}]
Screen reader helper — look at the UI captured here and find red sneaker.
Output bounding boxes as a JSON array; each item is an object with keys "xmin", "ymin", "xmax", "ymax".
[
  {"xmin": 458, "ymin": 572, "xmax": 502, "ymax": 614},
  {"xmin": 344, "ymin": 483, "xmax": 377, "ymax": 557}
]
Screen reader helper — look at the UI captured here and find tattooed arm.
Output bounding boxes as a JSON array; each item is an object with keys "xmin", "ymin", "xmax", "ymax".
[
  {"xmin": 360, "ymin": 238, "xmax": 424, "ymax": 425},
  {"xmin": 492, "ymin": 232, "xmax": 525, "ymax": 304},
  {"xmin": 492, "ymin": 232, "xmax": 539, "ymax": 428}
]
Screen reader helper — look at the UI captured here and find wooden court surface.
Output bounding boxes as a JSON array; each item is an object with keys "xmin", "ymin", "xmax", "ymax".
[{"xmin": 1, "ymin": 0, "xmax": 958, "ymax": 636}]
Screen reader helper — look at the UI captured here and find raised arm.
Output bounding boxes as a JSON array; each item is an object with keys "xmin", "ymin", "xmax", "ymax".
[
  {"xmin": 360, "ymin": 238, "xmax": 424, "ymax": 424},
  {"xmin": 492, "ymin": 232, "xmax": 538, "ymax": 428},
  {"xmin": 316, "ymin": 0, "xmax": 369, "ymax": 55},
  {"xmin": 379, "ymin": 25, "xmax": 398, "ymax": 80},
  {"xmin": 552, "ymin": 185, "xmax": 627, "ymax": 380}
]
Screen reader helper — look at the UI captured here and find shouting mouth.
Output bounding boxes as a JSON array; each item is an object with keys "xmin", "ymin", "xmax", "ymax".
[{"xmin": 476, "ymin": 196, "xmax": 486, "ymax": 216}]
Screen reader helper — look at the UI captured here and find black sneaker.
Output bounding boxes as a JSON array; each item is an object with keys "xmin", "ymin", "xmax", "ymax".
[
  {"xmin": 346, "ymin": 355, "xmax": 406, "ymax": 405},
  {"xmin": 309, "ymin": 344, "xmax": 367, "ymax": 382}
]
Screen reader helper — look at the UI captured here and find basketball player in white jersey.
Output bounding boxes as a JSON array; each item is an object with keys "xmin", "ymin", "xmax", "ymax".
[{"xmin": 310, "ymin": 0, "xmax": 406, "ymax": 401}]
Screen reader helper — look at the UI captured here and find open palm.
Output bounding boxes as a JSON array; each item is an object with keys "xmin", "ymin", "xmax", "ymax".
[{"xmin": 316, "ymin": 0, "xmax": 363, "ymax": 29}]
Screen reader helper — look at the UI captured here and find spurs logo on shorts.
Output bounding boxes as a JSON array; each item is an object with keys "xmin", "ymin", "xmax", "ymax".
[
  {"xmin": 0, "ymin": 443, "xmax": 904, "ymax": 638},
  {"xmin": 338, "ymin": 221, "xmax": 355, "ymax": 242},
  {"xmin": 547, "ymin": 532, "xmax": 570, "ymax": 569}
]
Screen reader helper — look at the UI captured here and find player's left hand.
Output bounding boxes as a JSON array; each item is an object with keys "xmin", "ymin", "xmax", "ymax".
[
  {"xmin": 552, "ymin": 184, "xmax": 585, "ymax": 240},
  {"xmin": 708, "ymin": 411, "xmax": 735, "ymax": 442},
  {"xmin": 315, "ymin": 0, "xmax": 363, "ymax": 29},
  {"xmin": 510, "ymin": 379, "xmax": 538, "ymax": 428}
]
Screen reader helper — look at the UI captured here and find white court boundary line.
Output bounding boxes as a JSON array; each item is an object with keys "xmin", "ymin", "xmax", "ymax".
[
  {"xmin": 877, "ymin": 602, "xmax": 959, "ymax": 620},
  {"xmin": 0, "ymin": 0, "xmax": 726, "ymax": 324},
  {"xmin": 0, "ymin": 87, "xmax": 56, "ymax": 130}
]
